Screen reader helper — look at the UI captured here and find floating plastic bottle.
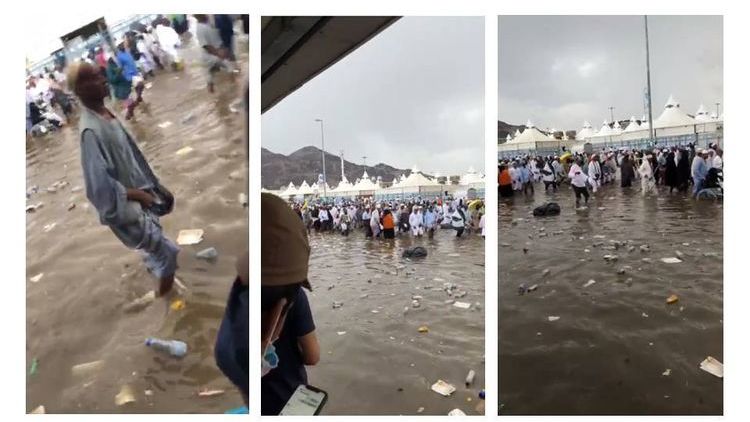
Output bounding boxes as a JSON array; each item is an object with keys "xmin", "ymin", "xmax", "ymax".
[{"xmin": 145, "ymin": 338, "xmax": 187, "ymax": 357}]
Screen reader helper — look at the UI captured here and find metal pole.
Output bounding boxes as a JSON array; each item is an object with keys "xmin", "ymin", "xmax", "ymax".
[
  {"xmin": 316, "ymin": 119, "xmax": 327, "ymax": 198},
  {"xmin": 644, "ymin": 15, "xmax": 655, "ymax": 144},
  {"xmin": 609, "ymin": 106, "xmax": 615, "ymax": 124},
  {"xmin": 715, "ymin": 102, "xmax": 721, "ymax": 117}
]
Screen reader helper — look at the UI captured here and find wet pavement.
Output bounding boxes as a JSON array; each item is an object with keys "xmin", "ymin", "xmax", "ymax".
[
  {"xmin": 305, "ymin": 227, "xmax": 485, "ymax": 415},
  {"xmin": 499, "ymin": 182, "xmax": 723, "ymax": 415},
  {"xmin": 26, "ymin": 37, "xmax": 248, "ymax": 413}
]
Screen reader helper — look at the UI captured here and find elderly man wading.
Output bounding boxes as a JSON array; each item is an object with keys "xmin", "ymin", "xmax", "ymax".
[{"xmin": 67, "ymin": 62, "xmax": 180, "ymax": 300}]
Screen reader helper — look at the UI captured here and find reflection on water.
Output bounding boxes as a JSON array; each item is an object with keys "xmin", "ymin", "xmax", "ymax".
[
  {"xmin": 499, "ymin": 184, "xmax": 723, "ymax": 415},
  {"xmin": 305, "ymin": 228, "xmax": 485, "ymax": 415},
  {"xmin": 26, "ymin": 41, "xmax": 247, "ymax": 413}
]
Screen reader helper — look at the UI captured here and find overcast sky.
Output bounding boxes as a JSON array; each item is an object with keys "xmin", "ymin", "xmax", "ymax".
[
  {"xmin": 262, "ymin": 16, "xmax": 484, "ymax": 176},
  {"xmin": 499, "ymin": 15, "xmax": 723, "ymax": 132}
]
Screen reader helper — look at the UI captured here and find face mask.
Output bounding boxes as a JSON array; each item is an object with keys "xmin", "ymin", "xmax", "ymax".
[{"xmin": 261, "ymin": 343, "xmax": 279, "ymax": 377}]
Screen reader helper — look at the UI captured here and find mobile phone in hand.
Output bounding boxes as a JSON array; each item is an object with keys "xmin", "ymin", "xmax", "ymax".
[{"xmin": 279, "ymin": 384, "xmax": 328, "ymax": 416}]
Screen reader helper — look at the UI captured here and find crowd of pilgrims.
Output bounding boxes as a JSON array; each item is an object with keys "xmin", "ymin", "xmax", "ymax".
[
  {"xmin": 498, "ymin": 143, "xmax": 724, "ymax": 207},
  {"xmin": 288, "ymin": 198, "xmax": 486, "ymax": 239}
]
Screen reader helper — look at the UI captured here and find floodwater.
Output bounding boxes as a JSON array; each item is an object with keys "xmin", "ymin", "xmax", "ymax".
[
  {"xmin": 499, "ymin": 182, "xmax": 723, "ymax": 415},
  {"xmin": 26, "ymin": 38, "xmax": 248, "ymax": 413},
  {"xmin": 305, "ymin": 227, "xmax": 485, "ymax": 415}
]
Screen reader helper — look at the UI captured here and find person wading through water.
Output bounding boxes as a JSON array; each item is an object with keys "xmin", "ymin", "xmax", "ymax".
[{"xmin": 68, "ymin": 62, "xmax": 179, "ymax": 300}]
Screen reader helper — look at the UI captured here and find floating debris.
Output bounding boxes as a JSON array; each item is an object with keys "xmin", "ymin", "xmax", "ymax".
[
  {"xmin": 662, "ymin": 368, "xmax": 671, "ymax": 376},
  {"xmin": 666, "ymin": 294, "xmax": 679, "ymax": 304},
  {"xmin": 177, "ymin": 229, "xmax": 204, "ymax": 245},
  {"xmin": 196, "ymin": 247, "xmax": 218, "ymax": 260},
  {"xmin": 448, "ymin": 408, "xmax": 466, "ymax": 416},
  {"xmin": 115, "ymin": 385, "xmax": 136, "ymax": 406},
  {"xmin": 170, "ymin": 299, "xmax": 186, "ymax": 311},
  {"xmin": 29, "ymin": 273, "xmax": 44, "ymax": 283},
  {"xmin": 583, "ymin": 279, "xmax": 596, "ymax": 288},
  {"xmin": 548, "ymin": 316, "xmax": 560, "ymax": 322},
  {"xmin": 197, "ymin": 389, "xmax": 225, "ymax": 397},
  {"xmin": 30, "ymin": 405, "xmax": 46, "ymax": 414},
  {"xmin": 158, "ymin": 121, "xmax": 173, "ymax": 129},
  {"xmin": 661, "ymin": 257, "xmax": 682, "ymax": 264},
  {"xmin": 71, "ymin": 360, "xmax": 104, "ymax": 377},
  {"xmin": 418, "ymin": 326, "xmax": 429, "ymax": 333},
  {"xmin": 175, "ymin": 146, "xmax": 194, "ymax": 156},
  {"xmin": 699, "ymin": 356, "xmax": 723, "ymax": 378},
  {"xmin": 431, "ymin": 380, "xmax": 456, "ymax": 396},
  {"xmin": 453, "ymin": 301, "xmax": 471, "ymax": 310},
  {"xmin": 26, "ymin": 202, "xmax": 44, "ymax": 213}
]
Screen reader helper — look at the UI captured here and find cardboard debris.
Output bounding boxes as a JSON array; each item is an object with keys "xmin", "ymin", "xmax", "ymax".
[
  {"xmin": 177, "ymin": 229, "xmax": 204, "ymax": 245},
  {"xmin": 700, "ymin": 356, "xmax": 723, "ymax": 378},
  {"xmin": 115, "ymin": 385, "xmax": 136, "ymax": 406},
  {"xmin": 431, "ymin": 380, "xmax": 456, "ymax": 396}
]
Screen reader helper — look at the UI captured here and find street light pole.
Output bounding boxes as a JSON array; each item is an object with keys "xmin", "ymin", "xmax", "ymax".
[
  {"xmin": 715, "ymin": 102, "xmax": 721, "ymax": 118},
  {"xmin": 609, "ymin": 106, "xmax": 615, "ymax": 124},
  {"xmin": 315, "ymin": 118, "xmax": 327, "ymax": 198},
  {"xmin": 644, "ymin": 15, "xmax": 655, "ymax": 144}
]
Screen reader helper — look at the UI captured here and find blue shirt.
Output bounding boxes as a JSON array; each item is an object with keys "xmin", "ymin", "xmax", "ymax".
[
  {"xmin": 116, "ymin": 50, "xmax": 139, "ymax": 82},
  {"xmin": 261, "ymin": 288, "xmax": 316, "ymax": 415},
  {"xmin": 423, "ymin": 210, "xmax": 437, "ymax": 226}
]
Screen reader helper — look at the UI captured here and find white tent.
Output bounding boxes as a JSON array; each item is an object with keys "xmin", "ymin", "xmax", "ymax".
[
  {"xmin": 279, "ymin": 182, "xmax": 298, "ymax": 198},
  {"xmin": 507, "ymin": 122, "xmax": 552, "ymax": 145},
  {"xmin": 577, "ymin": 121, "xmax": 595, "ymax": 140},
  {"xmin": 653, "ymin": 95, "xmax": 695, "ymax": 128},
  {"xmin": 352, "ymin": 170, "xmax": 380, "ymax": 192},
  {"xmin": 694, "ymin": 104, "xmax": 712, "ymax": 122},
  {"xmin": 459, "ymin": 166, "xmax": 484, "ymax": 186},
  {"xmin": 594, "ymin": 121, "xmax": 613, "ymax": 137},
  {"xmin": 612, "ymin": 120, "xmax": 623, "ymax": 134},
  {"xmin": 296, "ymin": 180, "xmax": 313, "ymax": 196},
  {"xmin": 623, "ymin": 116, "xmax": 641, "ymax": 133},
  {"xmin": 505, "ymin": 134, "xmax": 512, "ymax": 142},
  {"xmin": 513, "ymin": 129, "xmax": 521, "ymax": 138}
]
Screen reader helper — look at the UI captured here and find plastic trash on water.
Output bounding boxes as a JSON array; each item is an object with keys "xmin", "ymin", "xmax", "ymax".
[
  {"xmin": 548, "ymin": 316, "xmax": 560, "ymax": 322},
  {"xmin": 238, "ymin": 193, "xmax": 248, "ymax": 207},
  {"xmin": 115, "ymin": 385, "xmax": 136, "ymax": 406},
  {"xmin": 418, "ymin": 326, "xmax": 429, "ymax": 333},
  {"xmin": 30, "ymin": 405, "xmax": 45, "ymax": 414},
  {"xmin": 448, "ymin": 408, "xmax": 466, "ymax": 416},
  {"xmin": 30, "ymin": 273, "xmax": 44, "ymax": 283},
  {"xmin": 170, "ymin": 299, "xmax": 185, "ymax": 311},
  {"xmin": 29, "ymin": 358, "xmax": 39, "ymax": 375},
  {"xmin": 123, "ymin": 290, "xmax": 156, "ymax": 313},
  {"xmin": 662, "ymin": 368, "xmax": 671, "ymax": 376},
  {"xmin": 666, "ymin": 294, "xmax": 679, "ymax": 304},
  {"xmin": 177, "ymin": 229, "xmax": 204, "ymax": 245},
  {"xmin": 431, "ymin": 380, "xmax": 456, "ymax": 396},
  {"xmin": 583, "ymin": 279, "xmax": 596, "ymax": 288},
  {"xmin": 465, "ymin": 369, "xmax": 476, "ymax": 386},
  {"xmin": 453, "ymin": 301, "xmax": 471, "ymax": 310},
  {"xmin": 196, "ymin": 247, "xmax": 218, "ymax": 260},
  {"xmin": 700, "ymin": 356, "xmax": 723, "ymax": 378},
  {"xmin": 71, "ymin": 360, "xmax": 104, "ymax": 377},
  {"xmin": 145, "ymin": 338, "xmax": 187, "ymax": 358},
  {"xmin": 225, "ymin": 406, "xmax": 249, "ymax": 414},
  {"xmin": 198, "ymin": 389, "xmax": 225, "ymax": 397},
  {"xmin": 176, "ymin": 146, "xmax": 194, "ymax": 156},
  {"xmin": 661, "ymin": 257, "xmax": 682, "ymax": 264},
  {"xmin": 157, "ymin": 121, "xmax": 173, "ymax": 129}
]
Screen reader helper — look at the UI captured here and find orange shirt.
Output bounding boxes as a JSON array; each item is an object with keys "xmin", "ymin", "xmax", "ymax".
[
  {"xmin": 499, "ymin": 169, "xmax": 512, "ymax": 186},
  {"xmin": 383, "ymin": 213, "xmax": 395, "ymax": 229}
]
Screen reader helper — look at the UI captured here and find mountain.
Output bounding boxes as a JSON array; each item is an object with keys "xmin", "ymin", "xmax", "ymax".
[
  {"xmin": 498, "ymin": 120, "xmax": 526, "ymax": 144},
  {"xmin": 499, "ymin": 120, "xmax": 579, "ymax": 142},
  {"xmin": 261, "ymin": 146, "xmax": 416, "ymax": 190}
]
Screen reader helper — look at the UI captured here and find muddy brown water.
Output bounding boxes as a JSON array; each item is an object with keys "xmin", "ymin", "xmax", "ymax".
[
  {"xmin": 303, "ymin": 227, "xmax": 485, "ymax": 415},
  {"xmin": 499, "ymin": 182, "xmax": 723, "ymax": 415},
  {"xmin": 26, "ymin": 40, "xmax": 248, "ymax": 413}
]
